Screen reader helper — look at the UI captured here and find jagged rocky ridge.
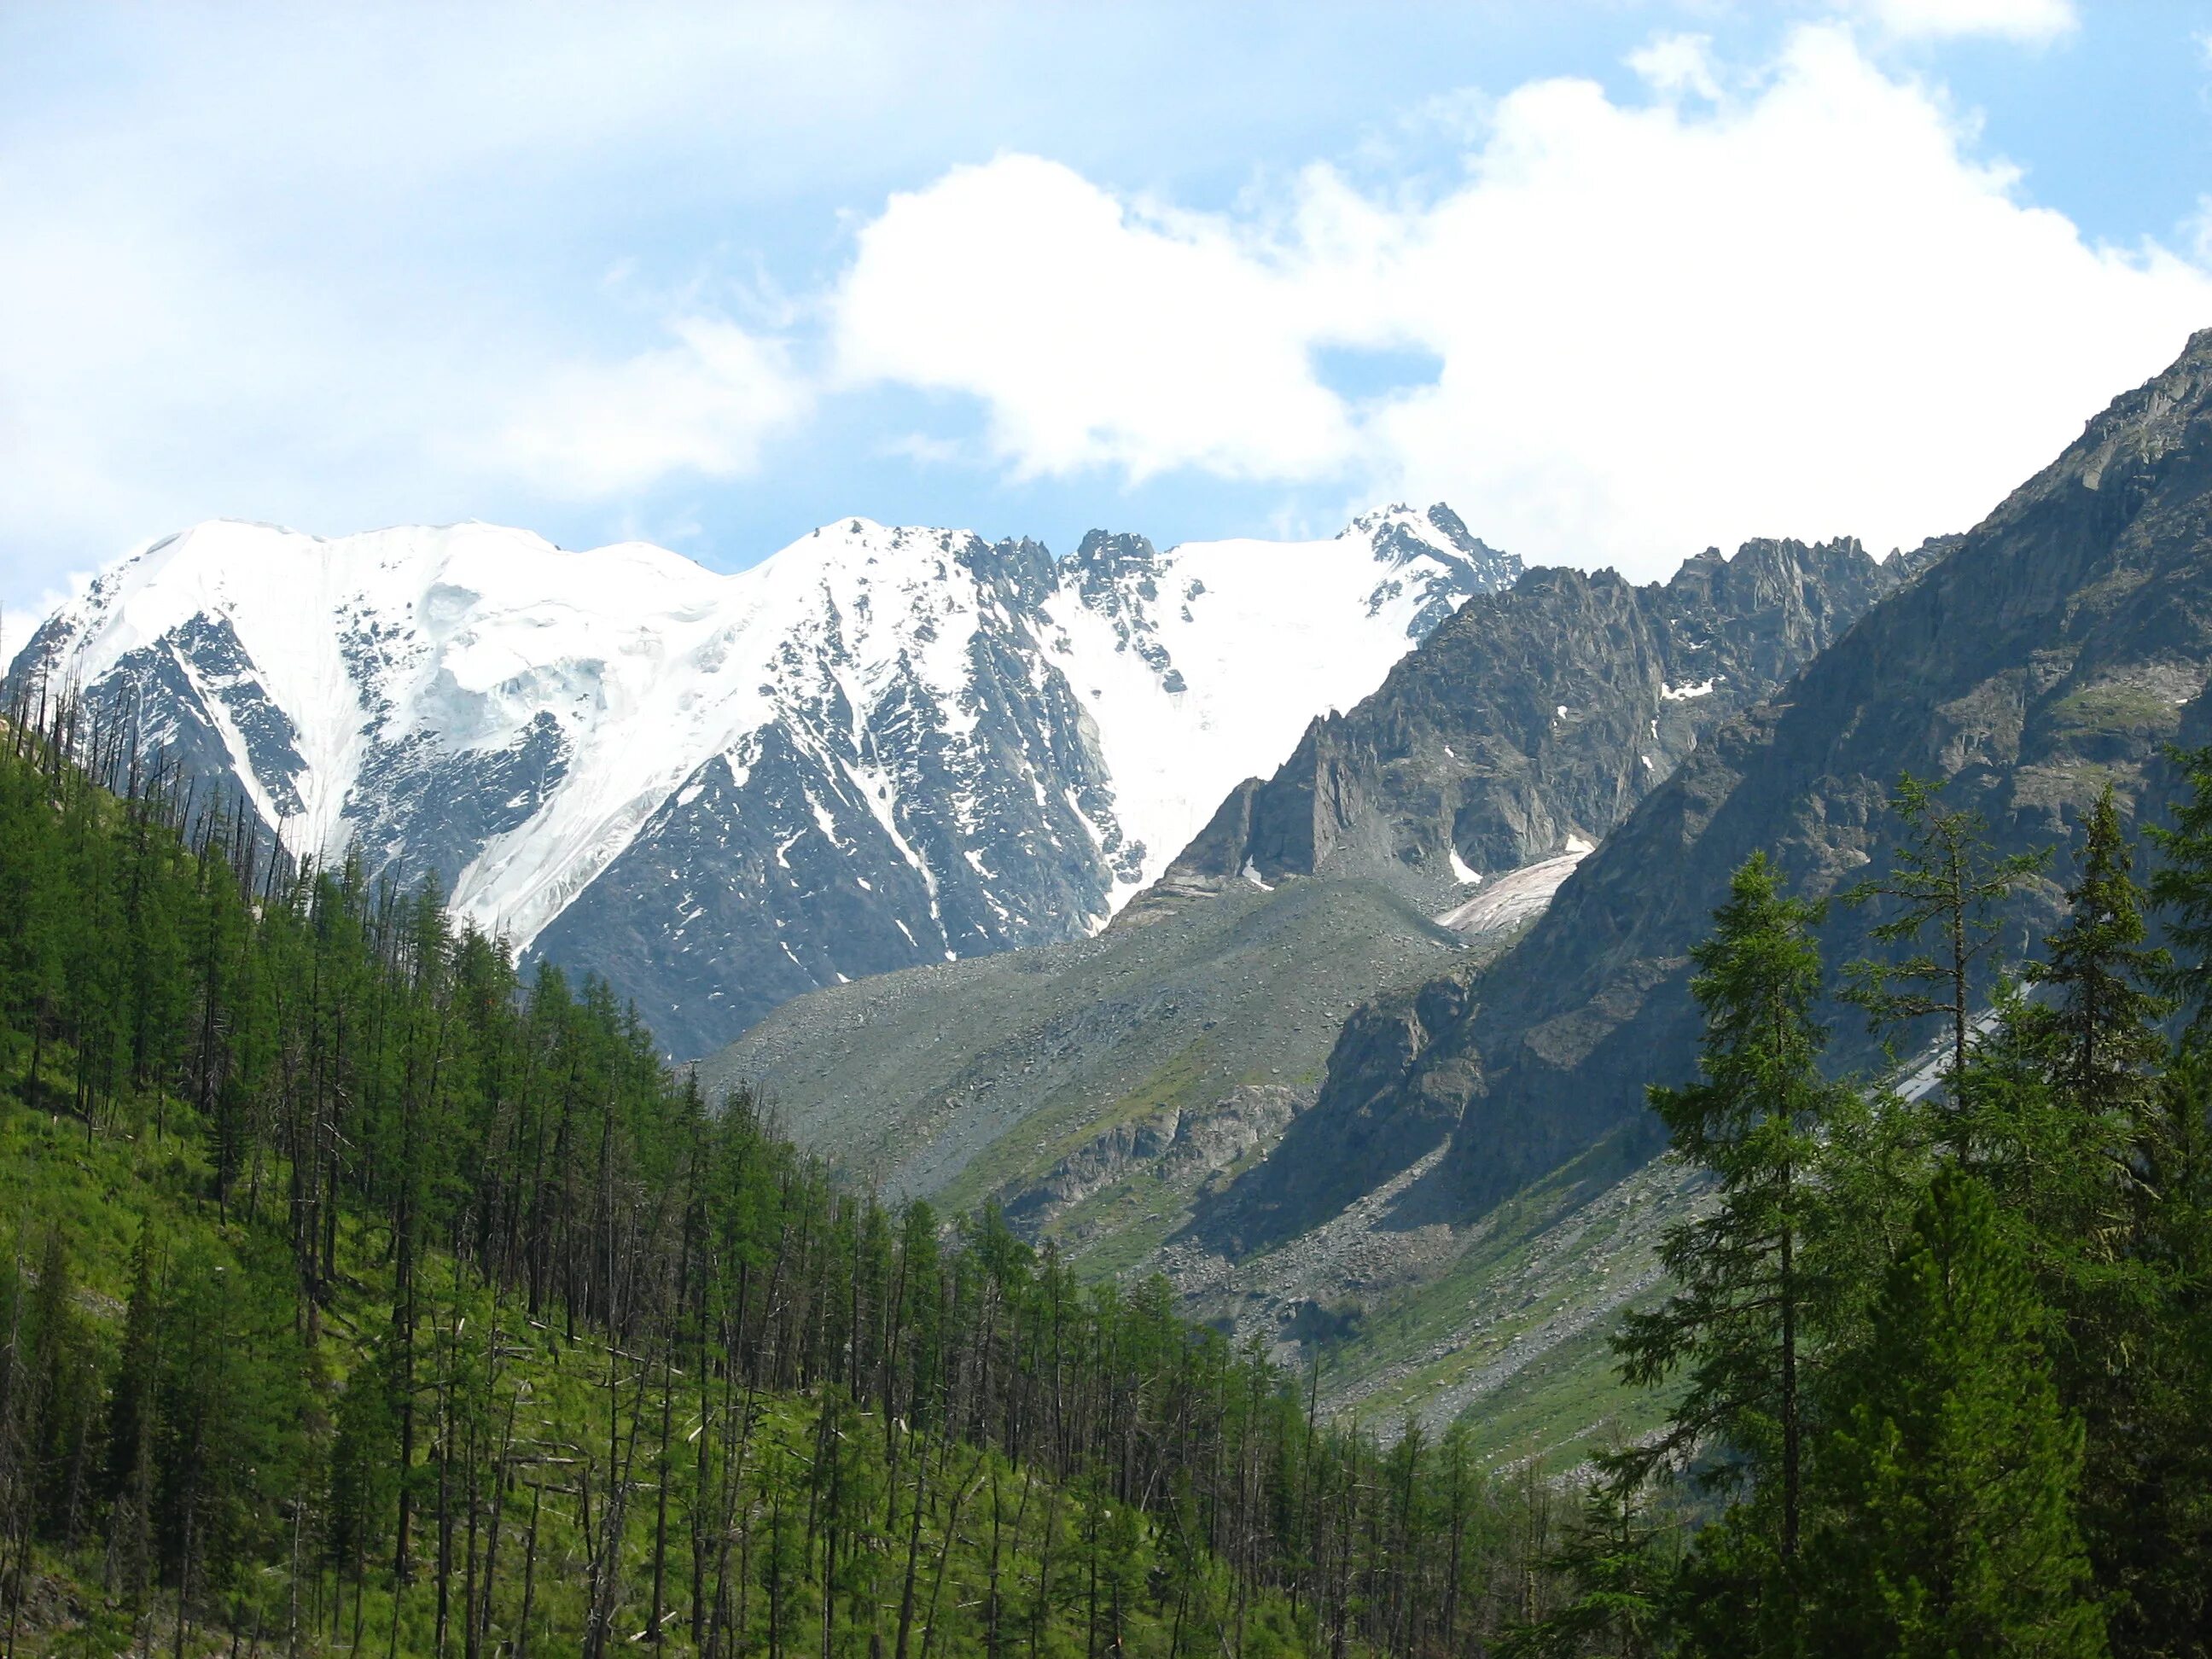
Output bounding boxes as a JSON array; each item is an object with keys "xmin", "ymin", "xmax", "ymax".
[
  {"xmin": 1170, "ymin": 537, "xmax": 1911, "ymax": 911},
  {"xmin": 1278, "ymin": 326, "xmax": 2212, "ymax": 1251},
  {"xmin": 9, "ymin": 505, "xmax": 1515, "ymax": 1057}
]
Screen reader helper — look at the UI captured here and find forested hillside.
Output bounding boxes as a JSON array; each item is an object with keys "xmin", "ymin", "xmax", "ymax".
[
  {"xmin": 0, "ymin": 691, "xmax": 1615, "ymax": 1655},
  {"xmin": 1517, "ymin": 772, "xmax": 2212, "ymax": 1657},
  {"xmin": 5, "ymin": 649, "xmax": 2210, "ymax": 1658}
]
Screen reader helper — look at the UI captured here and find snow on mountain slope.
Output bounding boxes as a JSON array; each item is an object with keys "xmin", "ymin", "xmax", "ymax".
[
  {"xmin": 12, "ymin": 504, "xmax": 1516, "ymax": 1056},
  {"xmin": 1045, "ymin": 504, "xmax": 1515, "ymax": 910}
]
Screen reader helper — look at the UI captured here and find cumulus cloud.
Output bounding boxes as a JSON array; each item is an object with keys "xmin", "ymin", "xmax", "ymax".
[
  {"xmin": 830, "ymin": 25, "xmax": 2212, "ymax": 578},
  {"xmin": 488, "ymin": 318, "xmax": 809, "ymax": 497},
  {"xmin": 835, "ymin": 156, "xmax": 1371, "ymax": 482},
  {"xmin": 1, "ymin": 3, "xmax": 2191, "ymax": 614}
]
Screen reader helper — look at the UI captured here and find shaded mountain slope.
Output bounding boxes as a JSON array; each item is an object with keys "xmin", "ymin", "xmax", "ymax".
[
  {"xmin": 701, "ymin": 535, "xmax": 1897, "ymax": 1248},
  {"xmin": 1177, "ymin": 537, "xmax": 1913, "ymax": 1253},
  {"xmin": 1317, "ymin": 324, "xmax": 2212, "ymax": 1237}
]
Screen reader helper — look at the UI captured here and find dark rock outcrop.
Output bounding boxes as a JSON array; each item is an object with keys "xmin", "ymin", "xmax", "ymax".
[{"xmin": 1168, "ymin": 538, "xmax": 1908, "ymax": 913}]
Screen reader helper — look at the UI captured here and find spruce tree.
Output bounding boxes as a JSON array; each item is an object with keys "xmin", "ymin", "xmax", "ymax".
[
  {"xmin": 2116, "ymin": 749, "xmax": 2212, "ymax": 1648},
  {"xmin": 2148, "ymin": 741, "xmax": 2212, "ymax": 1039},
  {"xmin": 1807, "ymin": 1171, "xmax": 2103, "ymax": 1659},
  {"xmin": 2023, "ymin": 785, "xmax": 2168, "ymax": 1121},
  {"xmin": 1495, "ymin": 1479, "xmax": 1673, "ymax": 1659},
  {"xmin": 1965, "ymin": 788, "xmax": 2186, "ymax": 1654}
]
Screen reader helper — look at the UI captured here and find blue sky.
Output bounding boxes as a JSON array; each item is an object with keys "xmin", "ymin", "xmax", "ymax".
[{"xmin": 6, "ymin": 0, "xmax": 2212, "ymax": 647}]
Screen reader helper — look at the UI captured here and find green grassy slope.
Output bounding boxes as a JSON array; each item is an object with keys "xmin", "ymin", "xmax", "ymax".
[{"xmin": 701, "ymin": 876, "xmax": 1466, "ymax": 1220}]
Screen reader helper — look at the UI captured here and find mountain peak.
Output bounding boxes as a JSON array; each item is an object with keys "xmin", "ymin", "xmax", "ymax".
[
  {"xmin": 789, "ymin": 516, "xmax": 987, "ymax": 567},
  {"xmin": 1338, "ymin": 502, "xmax": 1521, "ymax": 595}
]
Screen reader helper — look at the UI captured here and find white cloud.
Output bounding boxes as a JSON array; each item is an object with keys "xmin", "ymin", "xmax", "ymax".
[
  {"xmin": 0, "ymin": 3, "xmax": 2187, "ymax": 620},
  {"xmin": 835, "ymin": 156, "xmax": 1368, "ymax": 483},
  {"xmin": 1845, "ymin": 0, "xmax": 2077, "ymax": 44},
  {"xmin": 487, "ymin": 318, "xmax": 809, "ymax": 497},
  {"xmin": 1627, "ymin": 34, "xmax": 1725, "ymax": 103},
  {"xmin": 829, "ymin": 25, "xmax": 2212, "ymax": 579}
]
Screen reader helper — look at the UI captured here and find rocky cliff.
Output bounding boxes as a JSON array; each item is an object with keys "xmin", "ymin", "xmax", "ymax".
[
  {"xmin": 1179, "ymin": 537, "xmax": 1914, "ymax": 1251},
  {"xmin": 1293, "ymin": 327, "xmax": 2212, "ymax": 1242},
  {"xmin": 1167, "ymin": 538, "xmax": 1907, "ymax": 912}
]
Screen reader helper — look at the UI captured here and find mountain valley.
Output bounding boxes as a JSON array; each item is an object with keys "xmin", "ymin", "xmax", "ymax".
[{"xmin": 22, "ymin": 332, "xmax": 2212, "ymax": 1471}]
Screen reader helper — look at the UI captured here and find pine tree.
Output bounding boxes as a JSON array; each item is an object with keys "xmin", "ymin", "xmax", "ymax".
[
  {"xmin": 101, "ymin": 1229, "xmax": 161, "ymax": 1613},
  {"xmin": 2023, "ymin": 785, "xmax": 2168, "ymax": 1121},
  {"xmin": 1807, "ymin": 1171, "xmax": 2103, "ymax": 1659},
  {"xmin": 1494, "ymin": 1478, "xmax": 1673, "ymax": 1659},
  {"xmin": 1971, "ymin": 788, "xmax": 2170, "ymax": 1331},
  {"xmin": 1941, "ymin": 787, "xmax": 2201, "ymax": 1656},
  {"xmin": 2113, "ymin": 750, "xmax": 2212, "ymax": 1650}
]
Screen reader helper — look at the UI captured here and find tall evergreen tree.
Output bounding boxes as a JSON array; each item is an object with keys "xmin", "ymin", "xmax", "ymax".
[
  {"xmin": 1962, "ymin": 787, "xmax": 2191, "ymax": 1656},
  {"xmin": 2118, "ymin": 748, "xmax": 2212, "ymax": 1650},
  {"xmin": 1494, "ymin": 1478, "xmax": 1673, "ymax": 1659},
  {"xmin": 1612, "ymin": 853, "xmax": 1848, "ymax": 1639},
  {"xmin": 2149, "ymin": 742, "xmax": 2212, "ymax": 1039},
  {"xmin": 1807, "ymin": 1171, "xmax": 2103, "ymax": 1659},
  {"xmin": 2023, "ymin": 785, "xmax": 2168, "ymax": 1121},
  {"xmin": 1843, "ymin": 772, "xmax": 2046, "ymax": 1097}
]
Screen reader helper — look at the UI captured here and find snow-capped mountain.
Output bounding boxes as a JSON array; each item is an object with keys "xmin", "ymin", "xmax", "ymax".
[{"xmin": 11, "ymin": 504, "xmax": 1516, "ymax": 1056}]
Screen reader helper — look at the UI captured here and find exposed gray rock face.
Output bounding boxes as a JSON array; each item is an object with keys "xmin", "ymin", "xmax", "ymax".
[
  {"xmin": 1313, "ymin": 327, "xmax": 2212, "ymax": 1237},
  {"xmin": 1169, "ymin": 537, "xmax": 1906, "ymax": 912},
  {"xmin": 1192, "ymin": 964, "xmax": 1485, "ymax": 1257},
  {"xmin": 40, "ymin": 607, "xmax": 311, "ymax": 824},
  {"xmin": 526, "ymin": 534, "xmax": 1137, "ymax": 1053},
  {"xmin": 1179, "ymin": 537, "xmax": 1911, "ymax": 1251},
  {"xmin": 1001, "ymin": 1084, "xmax": 1301, "ymax": 1234}
]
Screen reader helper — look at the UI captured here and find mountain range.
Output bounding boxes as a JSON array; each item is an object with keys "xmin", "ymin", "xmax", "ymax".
[
  {"xmin": 9, "ymin": 504, "xmax": 1514, "ymax": 1057},
  {"xmin": 715, "ymin": 329, "xmax": 2212, "ymax": 1452},
  {"xmin": 21, "ymin": 328, "xmax": 2212, "ymax": 1464}
]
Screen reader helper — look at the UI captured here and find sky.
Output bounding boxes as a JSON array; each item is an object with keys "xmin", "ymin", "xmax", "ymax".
[{"xmin": 6, "ymin": 0, "xmax": 2212, "ymax": 657}]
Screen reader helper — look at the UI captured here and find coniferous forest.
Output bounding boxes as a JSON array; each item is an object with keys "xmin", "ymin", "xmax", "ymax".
[{"xmin": 1, "ymin": 686, "xmax": 2209, "ymax": 1656}]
